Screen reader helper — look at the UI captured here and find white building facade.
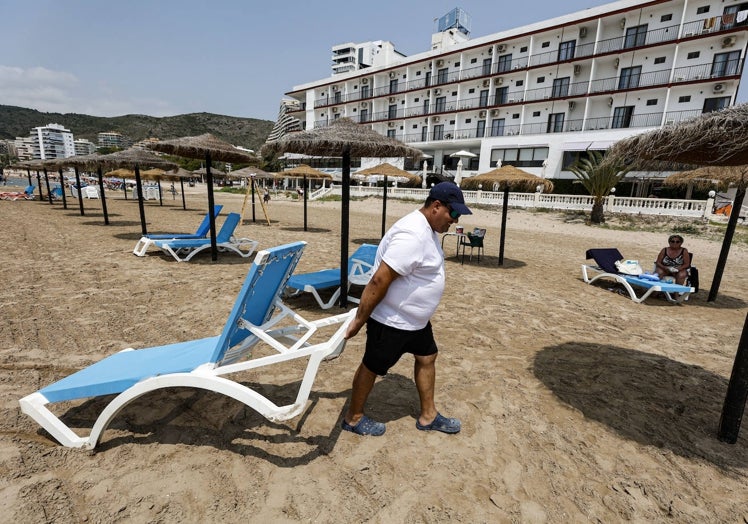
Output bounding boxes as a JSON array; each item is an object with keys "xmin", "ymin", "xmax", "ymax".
[
  {"xmin": 284, "ymin": 0, "xmax": 748, "ymax": 182},
  {"xmin": 30, "ymin": 123, "xmax": 75, "ymax": 160}
]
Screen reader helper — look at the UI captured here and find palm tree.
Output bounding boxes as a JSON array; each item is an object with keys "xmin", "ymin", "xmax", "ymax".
[{"xmin": 568, "ymin": 150, "xmax": 630, "ymax": 224}]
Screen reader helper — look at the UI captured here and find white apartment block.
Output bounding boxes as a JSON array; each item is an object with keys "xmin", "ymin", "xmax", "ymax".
[
  {"xmin": 27, "ymin": 123, "xmax": 75, "ymax": 160},
  {"xmin": 74, "ymin": 138, "xmax": 97, "ymax": 156},
  {"xmin": 284, "ymin": 0, "xmax": 748, "ymax": 181},
  {"xmin": 332, "ymin": 41, "xmax": 406, "ymax": 75},
  {"xmin": 98, "ymin": 131, "xmax": 131, "ymax": 149}
]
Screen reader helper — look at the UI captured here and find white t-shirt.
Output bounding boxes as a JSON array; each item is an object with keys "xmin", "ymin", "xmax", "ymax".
[{"xmin": 370, "ymin": 209, "xmax": 445, "ymax": 330}]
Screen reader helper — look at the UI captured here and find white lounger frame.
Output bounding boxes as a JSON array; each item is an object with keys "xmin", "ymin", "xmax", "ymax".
[{"xmin": 581, "ymin": 264, "xmax": 694, "ymax": 304}]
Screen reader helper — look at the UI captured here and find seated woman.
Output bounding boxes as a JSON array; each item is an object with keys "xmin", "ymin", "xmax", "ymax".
[{"xmin": 655, "ymin": 234, "xmax": 691, "ymax": 285}]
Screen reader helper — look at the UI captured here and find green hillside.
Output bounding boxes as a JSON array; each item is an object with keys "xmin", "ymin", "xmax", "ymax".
[{"xmin": 0, "ymin": 105, "xmax": 274, "ymax": 151}]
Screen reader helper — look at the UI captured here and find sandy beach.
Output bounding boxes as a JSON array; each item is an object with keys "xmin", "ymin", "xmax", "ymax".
[{"xmin": 1, "ymin": 182, "xmax": 747, "ymax": 523}]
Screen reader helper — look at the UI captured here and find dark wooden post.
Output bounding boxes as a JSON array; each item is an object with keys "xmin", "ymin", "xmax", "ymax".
[
  {"xmin": 74, "ymin": 167, "xmax": 83, "ymax": 215},
  {"xmin": 205, "ymin": 153, "xmax": 218, "ymax": 261},
  {"xmin": 708, "ymin": 186, "xmax": 745, "ymax": 302},
  {"xmin": 381, "ymin": 175, "xmax": 388, "ymax": 238},
  {"xmin": 97, "ymin": 166, "xmax": 110, "ymax": 225},
  {"xmin": 718, "ymin": 311, "xmax": 748, "ymax": 443},
  {"xmin": 339, "ymin": 146, "xmax": 351, "ymax": 308},
  {"xmin": 303, "ymin": 174, "xmax": 308, "ymax": 232},
  {"xmin": 498, "ymin": 185, "xmax": 509, "ymax": 266}
]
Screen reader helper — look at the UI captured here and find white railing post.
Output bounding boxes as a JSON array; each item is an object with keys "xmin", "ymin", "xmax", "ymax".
[
  {"xmin": 606, "ymin": 193, "xmax": 615, "ymax": 212},
  {"xmin": 704, "ymin": 191, "xmax": 716, "ymax": 218}
]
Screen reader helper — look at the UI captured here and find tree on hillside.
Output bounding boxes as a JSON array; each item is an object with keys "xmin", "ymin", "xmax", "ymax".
[{"xmin": 568, "ymin": 150, "xmax": 630, "ymax": 224}]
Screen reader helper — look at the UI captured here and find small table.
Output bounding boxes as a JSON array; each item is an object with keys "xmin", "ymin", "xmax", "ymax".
[{"xmin": 441, "ymin": 232, "xmax": 467, "ymax": 258}]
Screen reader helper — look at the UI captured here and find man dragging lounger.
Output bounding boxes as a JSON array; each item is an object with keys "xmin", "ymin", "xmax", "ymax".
[{"xmin": 342, "ymin": 182, "xmax": 471, "ymax": 436}]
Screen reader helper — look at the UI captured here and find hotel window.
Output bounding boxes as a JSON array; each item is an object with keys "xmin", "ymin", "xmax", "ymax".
[
  {"xmin": 435, "ymin": 96, "xmax": 447, "ymax": 112},
  {"xmin": 497, "ymin": 54, "xmax": 512, "ymax": 73},
  {"xmin": 360, "ymin": 108, "xmax": 369, "ymax": 123},
  {"xmin": 423, "ymin": 98, "xmax": 430, "ymax": 113},
  {"xmin": 389, "ymin": 78, "xmax": 399, "ymax": 94},
  {"xmin": 547, "ymin": 113, "xmax": 564, "ymax": 133},
  {"xmin": 482, "ymin": 58, "xmax": 492, "ymax": 76},
  {"xmin": 537, "ymin": 76, "xmax": 545, "ymax": 84},
  {"xmin": 654, "ymin": 56, "xmax": 666, "ymax": 64},
  {"xmin": 425, "ymin": 71, "xmax": 432, "ymax": 86},
  {"xmin": 612, "ymin": 106, "xmax": 634, "ymax": 128},
  {"xmin": 541, "ymin": 41, "xmax": 550, "ymax": 48},
  {"xmin": 624, "ymin": 24, "xmax": 647, "ymax": 48},
  {"xmin": 490, "ymin": 118, "xmax": 505, "ymax": 136},
  {"xmin": 490, "ymin": 146, "xmax": 548, "ymax": 167},
  {"xmin": 361, "ymin": 85, "xmax": 370, "ymax": 99},
  {"xmin": 712, "ymin": 51, "xmax": 741, "ymax": 77},
  {"xmin": 696, "ymin": 6, "xmax": 709, "ymax": 14},
  {"xmin": 678, "ymin": 96, "xmax": 691, "ymax": 103},
  {"xmin": 618, "ymin": 66, "xmax": 642, "ymax": 89},
  {"xmin": 421, "ymin": 126, "xmax": 428, "ymax": 141},
  {"xmin": 552, "ymin": 77, "xmax": 570, "ymax": 98},
  {"xmin": 687, "ymin": 51, "xmax": 700, "ymax": 59},
  {"xmin": 476, "ymin": 120, "xmax": 486, "ymax": 137},
  {"xmin": 495, "ymin": 86, "xmax": 508, "ymax": 105},
  {"xmin": 660, "ymin": 14, "xmax": 672, "ymax": 22},
  {"xmin": 334, "ymin": 91, "xmax": 342, "ymax": 103},
  {"xmin": 388, "ymin": 104, "xmax": 398, "ymax": 119},
  {"xmin": 558, "ymin": 40, "xmax": 576, "ymax": 61},
  {"xmin": 432, "ymin": 124, "xmax": 444, "ymax": 140},
  {"xmin": 703, "ymin": 96, "xmax": 730, "ymax": 113},
  {"xmin": 436, "ymin": 68, "xmax": 449, "ymax": 84},
  {"xmin": 387, "ymin": 129, "xmax": 396, "ymax": 138},
  {"xmin": 479, "ymin": 89, "xmax": 489, "ymax": 107},
  {"xmin": 646, "ymin": 99, "xmax": 658, "ymax": 106}
]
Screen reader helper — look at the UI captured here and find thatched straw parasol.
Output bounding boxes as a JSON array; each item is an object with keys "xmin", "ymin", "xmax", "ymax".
[
  {"xmin": 663, "ymin": 166, "xmax": 748, "ymax": 192},
  {"xmin": 228, "ymin": 166, "xmax": 272, "ymax": 179},
  {"xmin": 14, "ymin": 160, "xmax": 45, "ymax": 201},
  {"xmin": 606, "ymin": 104, "xmax": 748, "ymax": 444},
  {"xmin": 261, "ymin": 118, "xmax": 423, "ymax": 307},
  {"xmin": 94, "ymin": 148, "xmax": 178, "ymax": 235},
  {"xmin": 464, "ymin": 165, "xmax": 554, "ymax": 266},
  {"xmin": 355, "ymin": 162, "xmax": 421, "ymax": 237},
  {"xmin": 146, "ymin": 134, "xmax": 257, "ymax": 261},
  {"xmin": 45, "ymin": 153, "xmax": 110, "ymax": 220},
  {"xmin": 276, "ymin": 165, "xmax": 333, "ymax": 232}
]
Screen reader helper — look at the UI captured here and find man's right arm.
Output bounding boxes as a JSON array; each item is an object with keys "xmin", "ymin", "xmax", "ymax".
[{"xmin": 345, "ymin": 261, "xmax": 400, "ymax": 339}]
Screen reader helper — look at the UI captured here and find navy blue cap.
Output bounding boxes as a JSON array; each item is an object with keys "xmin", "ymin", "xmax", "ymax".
[{"xmin": 429, "ymin": 182, "xmax": 472, "ymax": 215}]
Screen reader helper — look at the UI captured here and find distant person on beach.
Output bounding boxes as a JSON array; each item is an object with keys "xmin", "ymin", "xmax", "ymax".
[
  {"xmin": 263, "ymin": 190, "xmax": 270, "ymax": 204},
  {"xmin": 655, "ymin": 234, "xmax": 691, "ymax": 285},
  {"xmin": 341, "ymin": 182, "xmax": 471, "ymax": 437}
]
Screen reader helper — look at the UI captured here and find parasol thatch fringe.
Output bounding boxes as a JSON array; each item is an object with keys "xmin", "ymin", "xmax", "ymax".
[
  {"xmin": 355, "ymin": 162, "xmax": 421, "ymax": 185},
  {"xmin": 279, "ymin": 164, "xmax": 332, "ymax": 179},
  {"xmin": 261, "ymin": 118, "xmax": 423, "ymax": 161},
  {"xmin": 146, "ymin": 133, "xmax": 258, "ymax": 164},
  {"xmin": 461, "ymin": 165, "xmax": 554, "ymax": 192},
  {"xmin": 664, "ymin": 166, "xmax": 748, "ymax": 191}
]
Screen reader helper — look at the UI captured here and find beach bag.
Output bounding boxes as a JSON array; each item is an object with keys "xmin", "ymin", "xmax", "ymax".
[
  {"xmin": 688, "ymin": 267, "xmax": 699, "ymax": 292},
  {"xmin": 615, "ymin": 259, "xmax": 644, "ymax": 276}
]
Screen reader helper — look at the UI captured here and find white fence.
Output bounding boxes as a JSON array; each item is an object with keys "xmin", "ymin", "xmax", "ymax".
[{"xmin": 324, "ymin": 185, "xmax": 714, "ymax": 218}]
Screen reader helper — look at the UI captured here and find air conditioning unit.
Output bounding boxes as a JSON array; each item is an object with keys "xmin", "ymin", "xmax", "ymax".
[
  {"xmin": 389, "ymin": 71, "xmax": 397, "ymax": 79},
  {"xmin": 433, "ymin": 117, "xmax": 441, "ymax": 124},
  {"xmin": 620, "ymin": 18, "xmax": 626, "ymax": 29},
  {"xmin": 496, "ymin": 77, "xmax": 504, "ymax": 85},
  {"xmin": 361, "ymin": 101, "xmax": 369, "ymax": 107},
  {"xmin": 361, "ymin": 78, "xmax": 369, "ymax": 84},
  {"xmin": 479, "ymin": 110, "xmax": 487, "ymax": 118},
  {"xmin": 332, "ymin": 85, "xmax": 339, "ymax": 91},
  {"xmin": 608, "ymin": 97, "xmax": 614, "ymax": 107},
  {"xmin": 722, "ymin": 35, "xmax": 737, "ymax": 48},
  {"xmin": 332, "ymin": 107, "xmax": 339, "ymax": 113},
  {"xmin": 433, "ymin": 88, "xmax": 442, "ymax": 95},
  {"xmin": 487, "ymin": 47, "xmax": 493, "ymax": 55},
  {"xmin": 614, "ymin": 58, "xmax": 620, "ymax": 69},
  {"xmin": 436, "ymin": 59, "xmax": 444, "ymax": 67},
  {"xmin": 497, "ymin": 44, "xmax": 506, "ymax": 52},
  {"xmin": 388, "ymin": 122, "xmax": 396, "ymax": 128},
  {"xmin": 389, "ymin": 97, "xmax": 397, "ymax": 103},
  {"xmin": 568, "ymin": 101, "xmax": 576, "ymax": 110},
  {"xmin": 579, "ymin": 27, "xmax": 588, "ymax": 38},
  {"xmin": 490, "ymin": 109, "xmax": 499, "ymax": 116},
  {"xmin": 713, "ymin": 83, "xmax": 725, "ymax": 93},
  {"xmin": 573, "ymin": 65, "xmax": 581, "ymax": 75},
  {"xmin": 482, "ymin": 80, "xmax": 490, "ymax": 87}
]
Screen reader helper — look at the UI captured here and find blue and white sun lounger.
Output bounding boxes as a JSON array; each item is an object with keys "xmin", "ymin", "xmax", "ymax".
[
  {"xmin": 582, "ymin": 248, "xmax": 694, "ymax": 304},
  {"xmin": 285, "ymin": 244, "xmax": 378, "ymax": 309},
  {"xmin": 152, "ymin": 212, "xmax": 258, "ymax": 262},
  {"xmin": 133, "ymin": 205, "xmax": 223, "ymax": 256},
  {"xmin": 19, "ymin": 241, "xmax": 355, "ymax": 449}
]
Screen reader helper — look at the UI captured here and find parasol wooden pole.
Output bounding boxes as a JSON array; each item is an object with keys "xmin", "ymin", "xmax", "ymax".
[
  {"xmin": 339, "ymin": 146, "xmax": 351, "ymax": 308},
  {"xmin": 381, "ymin": 175, "xmax": 388, "ymax": 238},
  {"xmin": 74, "ymin": 167, "xmax": 84, "ymax": 215},
  {"xmin": 26, "ymin": 168, "xmax": 32, "ymax": 186},
  {"xmin": 134, "ymin": 165, "xmax": 148, "ymax": 236},
  {"xmin": 205, "ymin": 153, "xmax": 218, "ymax": 261},
  {"xmin": 708, "ymin": 185, "xmax": 745, "ymax": 302},
  {"xmin": 157, "ymin": 180, "xmax": 163, "ymax": 206},
  {"xmin": 498, "ymin": 185, "xmax": 509, "ymax": 266},
  {"xmin": 180, "ymin": 179, "xmax": 186, "ymax": 210},
  {"xmin": 43, "ymin": 169, "xmax": 53, "ymax": 205},
  {"xmin": 97, "ymin": 166, "xmax": 110, "ymax": 225},
  {"xmin": 251, "ymin": 176, "xmax": 256, "ymax": 222},
  {"xmin": 303, "ymin": 175, "xmax": 308, "ymax": 232},
  {"xmin": 718, "ymin": 311, "xmax": 748, "ymax": 443},
  {"xmin": 35, "ymin": 171, "xmax": 42, "ymax": 200},
  {"xmin": 58, "ymin": 168, "xmax": 68, "ymax": 210}
]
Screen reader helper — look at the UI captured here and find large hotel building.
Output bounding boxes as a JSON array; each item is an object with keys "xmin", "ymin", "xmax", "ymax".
[{"xmin": 281, "ymin": 0, "xmax": 748, "ymax": 183}]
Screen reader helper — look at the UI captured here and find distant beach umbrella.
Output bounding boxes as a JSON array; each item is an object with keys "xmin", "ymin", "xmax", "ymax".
[
  {"xmin": 277, "ymin": 164, "xmax": 332, "ymax": 232},
  {"xmin": 450, "ymin": 150, "xmax": 477, "ymax": 186},
  {"xmin": 261, "ymin": 118, "xmax": 422, "ymax": 307},
  {"xmin": 464, "ymin": 165, "xmax": 554, "ymax": 266},
  {"xmin": 355, "ymin": 162, "xmax": 421, "ymax": 237},
  {"xmin": 146, "ymin": 134, "xmax": 257, "ymax": 261}
]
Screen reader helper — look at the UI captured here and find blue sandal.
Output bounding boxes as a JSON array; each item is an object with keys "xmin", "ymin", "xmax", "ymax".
[
  {"xmin": 341, "ymin": 415, "xmax": 386, "ymax": 436},
  {"xmin": 416, "ymin": 413, "xmax": 461, "ymax": 434}
]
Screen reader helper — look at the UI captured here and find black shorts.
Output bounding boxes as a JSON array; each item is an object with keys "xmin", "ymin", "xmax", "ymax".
[{"xmin": 362, "ymin": 318, "xmax": 438, "ymax": 376}]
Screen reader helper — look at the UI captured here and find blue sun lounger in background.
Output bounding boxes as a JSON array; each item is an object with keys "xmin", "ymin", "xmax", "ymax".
[
  {"xmin": 19, "ymin": 241, "xmax": 356, "ymax": 449},
  {"xmin": 151, "ymin": 212, "xmax": 258, "ymax": 262},
  {"xmin": 133, "ymin": 204, "xmax": 223, "ymax": 256},
  {"xmin": 582, "ymin": 248, "xmax": 694, "ymax": 304},
  {"xmin": 285, "ymin": 243, "xmax": 378, "ymax": 309}
]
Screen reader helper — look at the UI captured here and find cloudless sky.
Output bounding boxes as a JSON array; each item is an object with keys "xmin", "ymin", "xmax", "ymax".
[{"xmin": 1, "ymin": 0, "xmax": 745, "ymax": 122}]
